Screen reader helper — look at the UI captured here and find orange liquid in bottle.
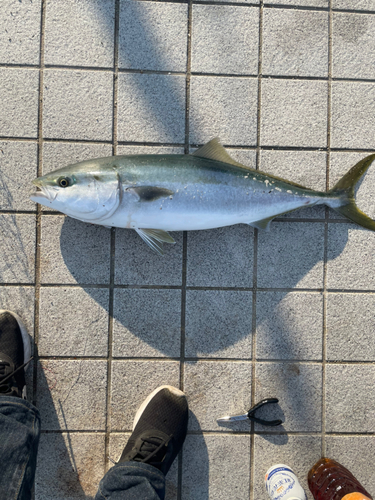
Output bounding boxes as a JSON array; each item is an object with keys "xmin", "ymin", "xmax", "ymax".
[{"xmin": 308, "ymin": 458, "xmax": 372, "ymax": 500}]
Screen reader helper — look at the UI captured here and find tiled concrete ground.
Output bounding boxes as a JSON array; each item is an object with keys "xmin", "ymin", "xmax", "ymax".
[{"xmin": 1, "ymin": 0, "xmax": 375, "ymax": 499}]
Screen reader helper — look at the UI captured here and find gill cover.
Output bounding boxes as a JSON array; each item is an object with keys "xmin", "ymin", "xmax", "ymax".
[{"xmin": 66, "ymin": 172, "xmax": 122, "ymax": 222}]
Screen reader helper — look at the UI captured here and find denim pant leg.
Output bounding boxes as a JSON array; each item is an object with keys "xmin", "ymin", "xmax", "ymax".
[
  {"xmin": 95, "ymin": 462, "xmax": 166, "ymax": 500},
  {"xmin": 0, "ymin": 396, "xmax": 41, "ymax": 500}
]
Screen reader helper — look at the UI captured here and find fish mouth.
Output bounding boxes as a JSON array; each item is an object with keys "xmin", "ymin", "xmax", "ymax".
[{"xmin": 30, "ymin": 180, "xmax": 52, "ymax": 202}]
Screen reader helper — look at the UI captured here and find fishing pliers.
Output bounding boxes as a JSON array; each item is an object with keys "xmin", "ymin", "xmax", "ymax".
[{"xmin": 217, "ymin": 398, "xmax": 282, "ymax": 426}]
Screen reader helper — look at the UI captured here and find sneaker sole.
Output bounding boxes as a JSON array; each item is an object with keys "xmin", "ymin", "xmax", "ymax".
[
  {"xmin": 133, "ymin": 385, "xmax": 186, "ymax": 430},
  {"xmin": 0, "ymin": 310, "xmax": 31, "ymax": 368}
]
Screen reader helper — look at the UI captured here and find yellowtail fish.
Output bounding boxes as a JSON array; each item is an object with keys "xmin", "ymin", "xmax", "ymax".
[{"xmin": 31, "ymin": 138, "xmax": 375, "ymax": 255}]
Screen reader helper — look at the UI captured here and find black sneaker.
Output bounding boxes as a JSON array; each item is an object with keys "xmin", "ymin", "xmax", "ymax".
[
  {"xmin": 0, "ymin": 310, "xmax": 31, "ymax": 399},
  {"xmin": 119, "ymin": 385, "xmax": 188, "ymax": 475}
]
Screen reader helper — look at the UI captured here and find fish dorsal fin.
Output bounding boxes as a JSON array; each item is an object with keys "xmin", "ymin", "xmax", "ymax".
[
  {"xmin": 192, "ymin": 138, "xmax": 248, "ymax": 169},
  {"xmin": 192, "ymin": 138, "xmax": 311, "ymax": 189}
]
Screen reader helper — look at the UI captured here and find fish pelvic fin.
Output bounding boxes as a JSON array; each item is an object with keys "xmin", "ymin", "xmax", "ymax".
[
  {"xmin": 327, "ymin": 153, "xmax": 375, "ymax": 231},
  {"xmin": 135, "ymin": 228, "xmax": 176, "ymax": 255}
]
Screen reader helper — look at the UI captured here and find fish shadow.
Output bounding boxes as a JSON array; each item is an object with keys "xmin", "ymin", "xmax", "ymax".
[{"xmin": 57, "ymin": 214, "xmax": 351, "ymax": 360}]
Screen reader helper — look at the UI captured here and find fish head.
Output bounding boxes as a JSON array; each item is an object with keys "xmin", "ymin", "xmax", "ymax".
[{"xmin": 30, "ymin": 163, "xmax": 121, "ymax": 222}]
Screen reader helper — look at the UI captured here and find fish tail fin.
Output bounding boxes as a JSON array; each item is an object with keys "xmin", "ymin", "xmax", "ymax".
[{"xmin": 327, "ymin": 153, "xmax": 375, "ymax": 231}]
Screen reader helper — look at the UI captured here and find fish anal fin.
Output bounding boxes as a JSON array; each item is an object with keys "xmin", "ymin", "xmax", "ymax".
[
  {"xmin": 248, "ymin": 217, "xmax": 274, "ymax": 231},
  {"xmin": 135, "ymin": 228, "xmax": 176, "ymax": 255},
  {"xmin": 192, "ymin": 138, "xmax": 249, "ymax": 169}
]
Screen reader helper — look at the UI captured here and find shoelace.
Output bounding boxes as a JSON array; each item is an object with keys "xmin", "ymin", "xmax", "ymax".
[
  {"xmin": 133, "ymin": 435, "xmax": 172, "ymax": 465},
  {"xmin": 0, "ymin": 357, "xmax": 33, "ymax": 393}
]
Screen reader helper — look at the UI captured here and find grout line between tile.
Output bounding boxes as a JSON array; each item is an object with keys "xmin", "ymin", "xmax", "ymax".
[
  {"xmin": 32, "ymin": 356, "xmax": 375, "ymax": 364},
  {"xmin": 2, "ymin": 134, "xmax": 375, "ymax": 154},
  {"xmin": 178, "ymin": 2, "xmax": 193, "ymax": 496},
  {"xmin": 104, "ymin": 0, "xmax": 120, "ymax": 475},
  {"xmin": 321, "ymin": 0, "xmax": 333, "ymax": 458},
  {"xmin": 6, "ymin": 282, "xmax": 375, "ymax": 295},
  {"xmin": 32, "ymin": 0, "xmax": 46, "ymax": 409},
  {"xmin": 250, "ymin": 3, "xmax": 263, "ymax": 499}
]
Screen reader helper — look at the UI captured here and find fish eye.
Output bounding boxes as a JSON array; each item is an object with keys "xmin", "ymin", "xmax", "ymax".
[{"xmin": 58, "ymin": 177, "xmax": 71, "ymax": 188}]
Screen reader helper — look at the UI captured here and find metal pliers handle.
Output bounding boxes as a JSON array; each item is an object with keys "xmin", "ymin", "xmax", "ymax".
[
  {"xmin": 217, "ymin": 398, "xmax": 282, "ymax": 426},
  {"xmin": 247, "ymin": 398, "xmax": 282, "ymax": 426}
]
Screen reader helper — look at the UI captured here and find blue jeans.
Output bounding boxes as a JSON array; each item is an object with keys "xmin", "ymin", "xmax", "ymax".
[{"xmin": 0, "ymin": 396, "xmax": 166, "ymax": 500}]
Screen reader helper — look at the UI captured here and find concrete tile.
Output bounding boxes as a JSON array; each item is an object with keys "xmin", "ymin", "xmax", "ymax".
[
  {"xmin": 189, "ymin": 76, "xmax": 258, "ymax": 146},
  {"xmin": 119, "ymin": 0, "xmax": 187, "ymax": 72},
  {"xmin": 256, "ymin": 291, "xmax": 323, "ymax": 360},
  {"xmin": 326, "ymin": 364, "xmax": 375, "ymax": 432},
  {"xmin": 332, "ymin": 0, "xmax": 375, "ymax": 10},
  {"xmin": 182, "ymin": 434, "xmax": 250, "ymax": 500},
  {"xmin": 254, "ymin": 435, "xmax": 321, "ymax": 500},
  {"xmin": 109, "ymin": 433, "xmax": 179, "ymax": 500},
  {"xmin": 37, "ymin": 359, "xmax": 107, "ymax": 431},
  {"xmin": 0, "ymin": 286, "xmax": 35, "ymax": 337},
  {"xmin": 0, "ymin": 141, "xmax": 38, "ymax": 211},
  {"xmin": 0, "ymin": 214, "xmax": 35, "ymax": 283},
  {"xmin": 327, "ymin": 224, "xmax": 375, "ymax": 289},
  {"xmin": 0, "ymin": 68, "xmax": 39, "ymax": 138},
  {"xmin": 326, "ymin": 436, "xmax": 375, "ymax": 495},
  {"xmin": 329, "ymin": 151, "xmax": 375, "ymax": 220},
  {"xmin": 263, "ymin": 9, "xmax": 328, "ymax": 77},
  {"xmin": 331, "ymin": 82, "xmax": 375, "ymax": 150},
  {"xmin": 115, "ymin": 230, "xmax": 183, "ymax": 286},
  {"xmin": 44, "ymin": 0, "xmax": 115, "ymax": 67},
  {"xmin": 269, "ymin": 0, "xmax": 327, "ymax": 5},
  {"xmin": 107, "ymin": 432, "xmax": 130, "ymax": 463},
  {"xmin": 255, "ymin": 362, "xmax": 322, "ymax": 432},
  {"xmin": 198, "ymin": 0, "xmax": 259, "ymax": 3},
  {"xmin": 333, "ymin": 13, "xmax": 375, "ymax": 79},
  {"xmin": 327, "ymin": 293, "xmax": 375, "ymax": 361},
  {"xmin": 36, "ymin": 432, "xmax": 106, "ymax": 500},
  {"xmin": 191, "ymin": 5, "xmax": 259, "ymax": 75},
  {"xmin": 259, "ymin": 150, "xmax": 326, "ymax": 219},
  {"xmin": 117, "ymin": 73, "xmax": 185, "ymax": 143},
  {"xmin": 185, "ymin": 290, "xmax": 253, "ymax": 359},
  {"xmin": 116, "ymin": 145, "xmax": 185, "ymax": 155},
  {"xmin": 260, "ymin": 79, "xmax": 328, "ymax": 148},
  {"xmin": 42, "ymin": 142, "xmax": 113, "ymax": 176},
  {"xmin": 43, "ymin": 69, "xmax": 113, "ymax": 141},
  {"xmin": 184, "ymin": 361, "xmax": 252, "ymax": 432},
  {"xmin": 257, "ymin": 222, "xmax": 325, "ymax": 289},
  {"xmin": 112, "ymin": 289, "xmax": 181, "ymax": 358},
  {"xmin": 0, "ymin": 0, "xmax": 41, "ymax": 64},
  {"xmin": 40, "ymin": 215, "xmax": 111, "ymax": 284},
  {"xmin": 110, "ymin": 360, "xmax": 180, "ymax": 430},
  {"xmin": 225, "ymin": 148, "xmax": 257, "ymax": 168},
  {"xmin": 39, "ymin": 287, "xmax": 109, "ymax": 357},
  {"xmin": 187, "ymin": 225, "xmax": 254, "ymax": 287}
]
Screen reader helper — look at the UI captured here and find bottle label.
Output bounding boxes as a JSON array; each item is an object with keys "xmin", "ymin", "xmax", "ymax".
[
  {"xmin": 342, "ymin": 494, "xmax": 372, "ymax": 500},
  {"xmin": 265, "ymin": 465, "xmax": 306, "ymax": 500}
]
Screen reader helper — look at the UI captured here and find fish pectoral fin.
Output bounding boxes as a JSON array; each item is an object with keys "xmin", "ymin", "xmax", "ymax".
[
  {"xmin": 135, "ymin": 228, "xmax": 176, "ymax": 256},
  {"xmin": 192, "ymin": 138, "xmax": 249, "ymax": 169},
  {"xmin": 248, "ymin": 216, "xmax": 274, "ymax": 231},
  {"xmin": 127, "ymin": 186, "xmax": 174, "ymax": 202}
]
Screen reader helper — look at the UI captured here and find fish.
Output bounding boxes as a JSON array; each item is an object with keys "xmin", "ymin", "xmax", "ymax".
[{"xmin": 30, "ymin": 138, "xmax": 375, "ymax": 255}]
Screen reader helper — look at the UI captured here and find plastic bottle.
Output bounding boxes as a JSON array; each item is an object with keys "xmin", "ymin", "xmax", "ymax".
[
  {"xmin": 308, "ymin": 458, "xmax": 373, "ymax": 500},
  {"xmin": 265, "ymin": 464, "xmax": 307, "ymax": 500}
]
